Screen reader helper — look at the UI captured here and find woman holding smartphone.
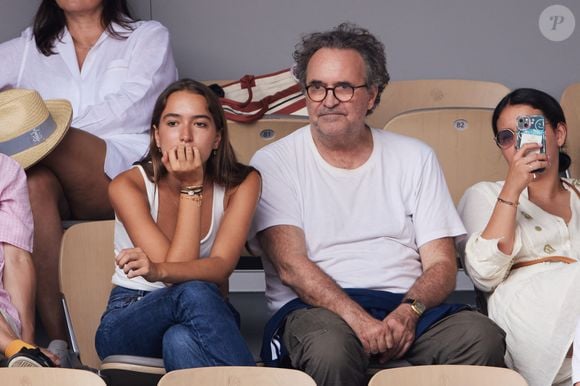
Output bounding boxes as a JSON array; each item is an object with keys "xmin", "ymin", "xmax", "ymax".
[
  {"xmin": 95, "ymin": 79, "xmax": 258, "ymax": 370},
  {"xmin": 457, "ymin": 88, "xmax": 579, "ymax": 386}
]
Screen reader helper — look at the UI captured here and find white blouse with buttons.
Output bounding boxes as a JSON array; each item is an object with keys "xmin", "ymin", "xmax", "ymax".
[
  {"xmin": 457, "ymin": 178, "xmax": 580, "ymax": 386},
  {"xmin": 458, "ymin": 178, "xmax": 579, "ymax": 292}
]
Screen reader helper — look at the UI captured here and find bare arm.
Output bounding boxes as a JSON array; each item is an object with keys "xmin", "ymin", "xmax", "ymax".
[
  {"xmin": 258, "ymin": 225, "xmax": 388, "ymax": 354},
  {"xmin": 118, "ymin": 170, "xmax": 261, "ymax": 285},
  {"xmin": 405, "ymin": 237, "xmax": 457, "ymax": 308},
  {"xmin": 380, "ymin": 237, "xmax": 457, "ymax": 361},
  {"xmin": 109, "ymin": 169, "xmax": 172, "ymax": 262},
  {"xmin": 151, "ymin": 170, "xmax": 261, "ymax": 284},
  {"xmin": 111, "ymin": 145, "xmax": 207, "ymax": 265},
  {"xmin": 3, "ymin": 244, "xmax": 35, "ymax": 343},
  {"xmin": 481, "ymin": 143, "xmax": 546, "ymax": 254}
]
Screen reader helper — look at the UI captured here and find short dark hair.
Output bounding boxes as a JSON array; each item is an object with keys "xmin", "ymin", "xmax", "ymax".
[
  {"xmin": 292, "ymin": 22, "xmax": 390, "ymax": 114},
  {"xmin": 33, "ymin": 0, "xmax": 135, "ymax": 56},
  {"xmin": 140, "ymin": 79, "xmax": 254, "ymax": 190},
  {"xmin": 492, "ymin": 87, "xmax": 570, "ymax": 173}
]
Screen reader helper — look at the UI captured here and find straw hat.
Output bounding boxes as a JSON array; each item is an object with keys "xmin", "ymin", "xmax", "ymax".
[{"xmin": 0, "ymin": 89, "xmax": 72, "ymax": 169}]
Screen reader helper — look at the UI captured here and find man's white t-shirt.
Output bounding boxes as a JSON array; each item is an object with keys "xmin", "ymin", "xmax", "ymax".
[{"xmin": 250, "ymin": 126, "xmax": 465, "ymax": 314}]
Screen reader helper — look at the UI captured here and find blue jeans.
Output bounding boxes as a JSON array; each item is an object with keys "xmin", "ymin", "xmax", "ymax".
[{"xmin": 95, "ymin": 281, "xmax": 255, "ymax": 370}]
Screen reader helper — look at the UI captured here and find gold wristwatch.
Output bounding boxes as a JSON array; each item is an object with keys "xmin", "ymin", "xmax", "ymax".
[{"xmin": 402, "ymin": 298, "xmax": 426, "ymax": 317}]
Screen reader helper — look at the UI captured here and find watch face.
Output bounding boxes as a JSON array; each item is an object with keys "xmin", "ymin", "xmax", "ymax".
[
  {"xmin": 414, "ymin": 301, "xmax": 426, "ymax": 314},
  {"xmin": 404, "ymin": 298, "xmax": 425, "ymax": 316}
]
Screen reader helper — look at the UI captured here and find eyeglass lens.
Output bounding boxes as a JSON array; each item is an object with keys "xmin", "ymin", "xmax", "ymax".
[
  {"xmin": 307, "ymin": 84, "xmax": 358, "ymax": 102},
  {"xmin": 495, "ymin": 130, "xmax": 515, "ymax": 148}
]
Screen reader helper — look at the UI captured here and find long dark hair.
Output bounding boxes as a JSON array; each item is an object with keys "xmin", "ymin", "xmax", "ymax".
[
  {"xmin": 139, "ymin": 78, "xmax": 255, "ymax": 190},
  {"xmin": 33, "ymin": 0, "xmax": 135, "ymax": 56},
  {"xmin": 492, "ymin": 88, "xmax": 571, "ymax": 173}
]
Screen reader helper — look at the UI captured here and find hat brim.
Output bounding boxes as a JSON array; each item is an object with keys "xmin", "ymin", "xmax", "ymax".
[{"xmin": 12, "ymin": 99, "xmax": 72, "ymax": 170}]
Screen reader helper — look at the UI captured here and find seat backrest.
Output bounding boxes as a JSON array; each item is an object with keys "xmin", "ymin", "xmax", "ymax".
[
  {"xmin": 0, "ymin": 368, "xmax": 107, "ymax": 386},
  {"xmin": 368, "ymin": 365, "xmax": 528, "ymax": 386},
  {"xmin": 383, "ymin": 107, "xmax": 508, "ymax": 204},
  {"xmin": 367, "ymin": 79, "xmax": 510, "ymax": 129},
  {"xmin": 560, "ymin": 83, "xmax": 580, "ymax": 177},
  {"xmin": 228, "ymin": 117, "xmax": 309, "ymax": 164},
  {"xmin": 157, "ymin": 366, "xmax": 316, "ymax": 386},
  {"xmin": 59, "ymin": 220, "xmax": 116, "ymax": 369},
  {"xmin": 201, "ymin": 80, "xmax": 234, "ymax": 86}
]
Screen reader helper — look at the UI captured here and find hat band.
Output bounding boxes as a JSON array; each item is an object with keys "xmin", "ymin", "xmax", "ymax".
[{"xmin": 0, "ymin": 115, "xmax": 57, "ymax": 156}]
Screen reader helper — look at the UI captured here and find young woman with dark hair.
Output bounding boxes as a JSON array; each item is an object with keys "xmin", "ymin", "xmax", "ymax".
[
  {"xmin": 458, "ymin": 88, "xmax": 579, "ymax": 386},
  {"xmin": 95, "ymin": 79, "xmax": 259, "ymax": 370}
]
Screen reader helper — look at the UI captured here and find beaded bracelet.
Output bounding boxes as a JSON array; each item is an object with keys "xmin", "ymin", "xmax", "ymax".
[{"xmin": 180, "ymin": 185, "xmax": 203, "ymax": 196}]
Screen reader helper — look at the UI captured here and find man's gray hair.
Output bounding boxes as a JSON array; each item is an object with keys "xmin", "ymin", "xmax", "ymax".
[{"xmin": 292, "ymin": 22, "xmax": 390, "ymax": 114}]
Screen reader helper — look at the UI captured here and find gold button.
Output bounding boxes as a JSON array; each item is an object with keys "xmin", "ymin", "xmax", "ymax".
[
  {"xmin": 544, "ymin": 244, "xmax": 556, "ymax": 254},
  {"xmin": 535, "ymin": 226, "xmax": 542, "ymax": 231}
]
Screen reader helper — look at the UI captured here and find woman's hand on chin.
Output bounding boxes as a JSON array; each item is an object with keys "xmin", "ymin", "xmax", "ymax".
[{"xmin": 161, "ymin": 144, "xmax": 204, "ymax": 187}]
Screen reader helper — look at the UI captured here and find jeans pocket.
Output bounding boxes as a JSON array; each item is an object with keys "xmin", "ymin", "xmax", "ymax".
[{"xmin": 105, "ymin": 288, "xmax": 143, "ymax": 313}]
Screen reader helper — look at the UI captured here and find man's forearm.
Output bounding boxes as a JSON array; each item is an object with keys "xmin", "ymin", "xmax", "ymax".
[
  {"xmin": 281, "ymin": 257, "xmax": 370, "ymax": 324},
  {"xmin": 404, "ymin": 261, "xmax": 456, "ymax": 308},
  {"xmin": 406, "ymin": 238, "xmax": 458, "ymax": 308},
  {"xmin": 259, "ymin": 225, "xmax": 369, "ymax": 323}
]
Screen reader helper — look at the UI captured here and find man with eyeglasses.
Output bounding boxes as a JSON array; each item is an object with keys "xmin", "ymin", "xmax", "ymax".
[{"xmin": 249, "ymin": 23, "xmax": 506, "ymax": 386}]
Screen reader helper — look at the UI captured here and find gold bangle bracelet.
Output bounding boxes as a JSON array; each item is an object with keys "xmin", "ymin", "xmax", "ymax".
[{"xmin": 497, "ymin": 197, "xmax": 518, "ymax": 207}]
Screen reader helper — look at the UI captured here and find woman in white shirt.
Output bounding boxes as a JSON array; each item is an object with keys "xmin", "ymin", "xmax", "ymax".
[
  {"xmin": 458, "ymin": 88, "xmax": 579, "ymax": 386},
  {"xmin": 0, "ymin": 0, "xmax": 177, "ymax": 341},
  {"xmin": 95, "ymin": 79, "xmax": 259, "ymax": 369}
]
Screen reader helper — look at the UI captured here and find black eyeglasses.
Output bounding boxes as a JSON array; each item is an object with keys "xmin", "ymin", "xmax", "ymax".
[
  {"xmin": 305, "ymin": 83, "xmax": 367, "ymax": 102},
  {"xmin": 494, "ymin": 129, "xmax": 516, "ymax": 148}
]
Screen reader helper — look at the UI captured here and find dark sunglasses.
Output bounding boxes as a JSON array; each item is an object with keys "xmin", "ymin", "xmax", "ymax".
[{"xmin": 494, "ymin": 129, "xmax": 516, "ymax": 148}]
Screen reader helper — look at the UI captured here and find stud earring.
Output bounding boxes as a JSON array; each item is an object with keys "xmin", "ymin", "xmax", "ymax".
[{"xmin": 212, "ymin": 149, "xmax": 217, "ymax": 156}]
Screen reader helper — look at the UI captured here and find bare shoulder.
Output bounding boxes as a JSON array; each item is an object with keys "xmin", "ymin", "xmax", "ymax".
[
  {"xmin": 240, "ymin": 169, "xmax": 262, "ymax": 189},
  {"xmin": 225, "ymin": 170, "xmax": 261, "ymax": 204},
  {"xmin": 239, "ymin": 169, "xmax": 262, "ymax": 191},
  {"xmin": 109, "ymin": 167, "xmax": 148, "ymax": 204}
]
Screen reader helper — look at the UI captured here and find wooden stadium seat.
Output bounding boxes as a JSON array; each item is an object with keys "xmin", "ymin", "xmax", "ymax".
[
  {"xmin": 367, "ymin": 79, "xmax": 510, "ymax": 129},
  {"xmin": 560, "ymin": 83, "xmax": 580, "ymax": 177},
  {"xmin": 157, "ymin": 366, "xmax": 316, "ymax": 386},
  {"xmin": 228, "ymin": 116, "xmax": 309, "ymax": 164},
  {"xmin": 59, "ymin": 220, "xmax": 165, "ymax": 386},
  {"xmin": 368, "ymin": 365, "xmax": 528, "ymax": 386},
  {"xmin": 0, "ymin": 368, "xmax": 107, "ymax": 386},
  {"xmin": 228, "ymin": 116, "xmax": 309, "ymax": 267},
  {"xmin": 383, "ymin": 107, "xmax": 508, "ymax": 204}
]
